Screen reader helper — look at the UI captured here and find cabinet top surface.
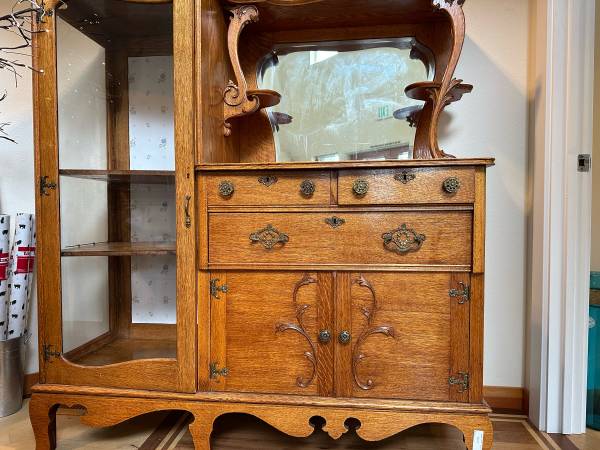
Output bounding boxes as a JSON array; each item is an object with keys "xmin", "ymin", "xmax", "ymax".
[{"xmin": 196, "ymin": 158, "xmax": 495, "ymax": 171}]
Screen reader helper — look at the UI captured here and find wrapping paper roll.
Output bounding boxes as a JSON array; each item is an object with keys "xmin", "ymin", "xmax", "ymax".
[
  {"xmin": 6, "ymin": 214, "xmax": 36, "ymax": 339},
  {"xmin": 0, "ymin": 215, "xmax": 9, "ymax": 341}
]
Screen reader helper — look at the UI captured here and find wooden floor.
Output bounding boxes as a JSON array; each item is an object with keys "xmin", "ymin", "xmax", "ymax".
[{"xmin": 1, "ymin": 400, "xmax": 599, "ymax": 449}]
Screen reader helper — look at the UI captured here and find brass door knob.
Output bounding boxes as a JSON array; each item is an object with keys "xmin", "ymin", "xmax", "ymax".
[
  {"xmin": 219, "ymin": 180, "xmax": 235, "ymax": 197},
  {"xmin": 300, "ymin": 179, "xmax": 315, "ymax": 197},
  {"xmin": 318, "ymin": 330, "xmax": 331, "ymax": 344},
  {"xmin": 443, "ymin": 177, "xmax": 461, "ymax": 194},
  {"xmin": 353, "ymin": 179, "xmax": 369, "ymax": 196},
  {"xmin": 338, "ymin": 330, "xmax": 351, "ymax": 345}
]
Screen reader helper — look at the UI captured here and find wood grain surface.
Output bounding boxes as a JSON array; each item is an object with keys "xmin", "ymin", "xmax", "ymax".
[{"xmin": 208, "ymin": 210, "xmax": 472, "ymax": 266}]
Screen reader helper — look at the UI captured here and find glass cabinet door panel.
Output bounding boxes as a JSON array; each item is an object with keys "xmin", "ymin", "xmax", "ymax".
[
  {"xmin": 258, "ymin": 38, "xmax": 433, "ymax": 162},
  {"xmin": 55, "ymin": 1, "xmax": 177, "ymax": 367}
]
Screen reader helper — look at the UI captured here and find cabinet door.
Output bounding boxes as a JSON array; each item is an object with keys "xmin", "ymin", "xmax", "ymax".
[
  {"xmin": 35, "ymin": 0, "xmax": 196, "ymax": 392},
  {"xmin": 209, "ymin": 272, "xmax": 334, "ymax": 396},
  {"xmin": 335, "ymin": 273, "xmax": 470, "ymax": 402}
]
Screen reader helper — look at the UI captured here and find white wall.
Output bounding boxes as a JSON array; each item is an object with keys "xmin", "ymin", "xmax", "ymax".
[
  {"xmin": 0, "ymin": 0, "xmax": 532, "ymax": 385},
  {"xmin": 441, "ymin": 0, "xmax": 530, "ymax": 387},
  {"xmin": 592, "ymin": 0, "xmax": 600, "ymax": 272},
  {"xmin": 0, "ymin": 0, "xmax": 37, "ymax": 374}
]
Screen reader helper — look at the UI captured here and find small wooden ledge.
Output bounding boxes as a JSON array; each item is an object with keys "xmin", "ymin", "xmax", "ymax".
[{"xmin": 405, "ymin": 81, "xmax": 473, "ymax": 105}]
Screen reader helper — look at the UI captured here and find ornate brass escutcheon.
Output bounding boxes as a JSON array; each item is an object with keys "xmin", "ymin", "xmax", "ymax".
[
  {"xmin": 443, "ymin": 177, "xmax": 461, "ymax": 193},
  {"xmin": 394, "ymin": 170, "xmax": 416, "ymax": 184},
  {"xmin": 325, "ymin": 216, "xmax": 345, "ymax": 228},
  {"xmin": 219, "ymin": 180, "xmax": 235, "ymax": 197},
  {"xmin": 338, "ymin": 330, "xmax": 351, "ymax": 345},
  {"xmin": 184, "ymin": 195, "xmax": 192, "ymax": 229},
  {"xmin": 352, "ymin": 179, "xmax": 369, "ymax": 196},
  {"xmin": 249, "ymin": 224, "xmax": 289, "ymax": 249},
  {"xmin": 300, "ymin": 179, "xmax": 315, "ymax": 197},
  {"xmin": 258, "ymin": 175, "xmax": 278, "ymax": 187},
  {"xmin": 382, "ymin": 224, "xmax": 426, "ymax": 254}
]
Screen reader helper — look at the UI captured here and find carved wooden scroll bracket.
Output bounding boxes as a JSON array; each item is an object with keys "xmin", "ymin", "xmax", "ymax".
[
  {"xmin": 223, "ymin": 5, "xmax": 281, "ymax": 136},
  {"xmin": 410, "ymin": 0, "xmax": 470, "ymax": 159}
]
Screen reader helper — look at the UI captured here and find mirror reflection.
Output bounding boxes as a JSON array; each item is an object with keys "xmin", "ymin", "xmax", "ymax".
[{"xmin": 258, "ymin": 38, "xmax": 433, "ymax": 162}]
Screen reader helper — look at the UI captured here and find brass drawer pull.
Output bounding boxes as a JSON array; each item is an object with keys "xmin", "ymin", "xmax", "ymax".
[
  {"xmin": 300, "ymin": 179, "xmax": 315, "ymax": 197},
  {"xmin": 353, "ymin": 179, "xmax": 369, "ymax": 196},
  {"xmin": 250, "ymin": 224, "xmax": 289, "ymax": 249},
  {"xmin": 382, "ymin": 224, "xmax": 426, "ymax": 254},
  {"xmin": 325, "ymin": 216, "xmax": 345, "ymax": 228},
  {"xmin": 258, "ymin": 175, "xmax": 278, "ymax": 187},
  {"xmin": 338, "ymin": 330, "xmax": 351, "ymax": 345},
  {"xmin": 394, "ymin": 170, "xmax": 416, "ymax": 184},
  {"xmin": 318, "ymin": 330, "xmax": 331, "ymax": 344},
  {"xmin": 219, "ymin": 180, "xmax": 235, "ymax": 198},
  {"xmin": 443, "ymin": 177, "xmax": 461, "ymax": 194}
]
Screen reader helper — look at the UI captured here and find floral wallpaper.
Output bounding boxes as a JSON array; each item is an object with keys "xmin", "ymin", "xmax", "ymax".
[{"xmin": 128, "ymin": 56, "xmax": 175, "ymax": 171}]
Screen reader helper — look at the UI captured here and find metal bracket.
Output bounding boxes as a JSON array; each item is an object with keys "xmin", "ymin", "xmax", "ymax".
[
  {"xmin": 210, "ymin": 279, "xmax": 228, "ymax": 299},
  {"xmin": 43, "ymin": 344, "xmax": 61, "ymax": 362},
  {"xmin": 449, "ymin": 372, "xmax": 470, "ymax": 393},
  {"xmin": 210, "ymin": 362, "xmax": 229, "ymax": 379},
  {"xmin": 449, "ymin": 282, "xmax": 470, "ymax": 304},
  {"xmin": 39, "ymin": 176, "xmax": 57, "ymax": 196},
  {"xmin": 578, "ymin": 154, "xmax": 591, "ymax": 172}
]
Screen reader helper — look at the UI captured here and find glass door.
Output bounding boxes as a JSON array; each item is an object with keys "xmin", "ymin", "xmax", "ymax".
[{"xmin": 35, "ymin": 0, "xmax": 195, "ymax": 392}]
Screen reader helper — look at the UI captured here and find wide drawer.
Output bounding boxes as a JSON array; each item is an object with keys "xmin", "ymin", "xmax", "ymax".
[
  {"xmin": 206, "ymin": 171, "xmax": 331, "ymax": 206},
  {"xmin": 209, "ymin": 210, "xmax": 472, "ymax": 267},
  {"xmin": 338, "ymin": 167, "xmax": 475, "ymax": 205}
]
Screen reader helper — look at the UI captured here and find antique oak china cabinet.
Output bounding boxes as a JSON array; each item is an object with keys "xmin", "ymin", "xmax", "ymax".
[{"xmin": 30, "ymin": 0, "xmax": 494, "ymax": 448}]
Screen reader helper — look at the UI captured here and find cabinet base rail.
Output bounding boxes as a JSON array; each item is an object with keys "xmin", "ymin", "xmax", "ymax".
[{"xmin": 30, "ymin": 387, "xmax": 493, "ymax": 450}]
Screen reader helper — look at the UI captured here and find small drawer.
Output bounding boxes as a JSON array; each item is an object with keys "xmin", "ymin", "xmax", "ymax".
[
  {"xmin": 206, "ymin": 171, "xmax": 331, "ymax": 206},
  {"xmin": 338, "ymin": 167, "xmax": 475, "ymax": 205},
  {"xmin": 209, "ymin": 210, "xmax": 472, "ymax": 267}
]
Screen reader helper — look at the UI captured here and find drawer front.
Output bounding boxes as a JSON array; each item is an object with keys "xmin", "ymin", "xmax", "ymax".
[
  {"xmin": 209, "ymin": 211, "xmax": 472, "ymax": 267},
  {"xmin": 206, "ymin": 171, "xmax": 331, "ymax": 206},
  {"xmin": 338, "ymin": 167, "xmax": 475, "ymax": 205}
]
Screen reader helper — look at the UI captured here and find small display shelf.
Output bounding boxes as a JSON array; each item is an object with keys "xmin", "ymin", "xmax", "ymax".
[
  {"xmin": 59, "ymin": 169, "xmax": 175, "ymax": 184},
  {"xmin": 61, "ymin": 241, "xmax": 176, "ymax": 257}
]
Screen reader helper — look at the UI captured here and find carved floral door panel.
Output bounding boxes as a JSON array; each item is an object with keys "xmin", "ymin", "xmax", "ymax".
[
  {"xmin": 335, "ymin": 272, "xmax": 471, "ymax": 402},
  {"xmin": 209, "ymin": 271, "xmax": 334, "ymax": 396}
]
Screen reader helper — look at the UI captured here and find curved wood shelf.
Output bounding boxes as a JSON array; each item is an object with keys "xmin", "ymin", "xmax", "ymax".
[
  {"xmin": 59, "ymin": 169, "xmax": 175, "ymax": 184},
  {"xmin": 405, "ymin": 81, "xmax": 473, "ymax": 104},
  {"xmin": 248, "ymin": 89, "xmax": 281, "ymax": 108}
]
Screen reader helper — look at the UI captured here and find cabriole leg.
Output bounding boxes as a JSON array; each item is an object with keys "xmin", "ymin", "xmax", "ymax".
[
  {"xmin": 29, "ymin": 395, "xmax": 58, "ymax": 450},
  {"xmin": 188, "ymin": 413, "xmax": 214, "ymax": 450}
]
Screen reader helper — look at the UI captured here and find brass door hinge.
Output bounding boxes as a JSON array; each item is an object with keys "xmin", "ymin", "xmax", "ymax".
[
  {"xmin": 210, "ymin": 279, "xmax": 228, "ymax": 299},
  {"xmin": 39, "ymin": 176, "xmax": 57, "ymax": 196},
  {"xmin": 210, "ymin": 362, "xmax": 229, "ymax": 379},
  {"xmin": 449, "ymin": 282, "xmax": 470, "ymax": 304},
  {"xmin": 43, "ymin": 344, "xmax": 61, "ymax": 362},
  {"xmin": 449, "ymin": 372, "xmax": 470, "ymax": 393}
]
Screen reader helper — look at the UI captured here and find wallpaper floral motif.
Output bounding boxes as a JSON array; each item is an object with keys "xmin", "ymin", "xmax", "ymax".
[{"xmin": 128, "ymin": 56, "xmax": 175, "ymax": 171}]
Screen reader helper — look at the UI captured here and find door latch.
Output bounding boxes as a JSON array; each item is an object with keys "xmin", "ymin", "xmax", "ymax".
[
  {"xmin": 210, "ymin": 279, "xmax": 228, "ymax": 299},
  {"xmin": 40, "ymin": 176, "xmax": 57, "ymax": 196},
  {"xmin": 578, "ymin": 154, "xmax": 591, "ymax": 172},
  {"xmin": 449, "ymin": 282, "xmax": 470, "ymax": 304}
]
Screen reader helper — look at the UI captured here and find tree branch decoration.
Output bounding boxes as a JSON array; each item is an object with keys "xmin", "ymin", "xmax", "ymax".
[{"xmin": 0, "ymin": 0, "xmax": 53, "ymax": 142}]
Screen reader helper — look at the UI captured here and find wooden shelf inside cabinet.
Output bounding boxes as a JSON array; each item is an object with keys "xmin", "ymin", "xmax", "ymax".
[
  {"xmin": 65, "ymin": 335, "xmax": 177, "ymax": 366},
  {"xmin": 61, "ymin": 241, "xmax": 176, "ymax": 257},
  {"xmin": 59, "ymin": 169, "xmax": 175, "ymax": 185}
]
